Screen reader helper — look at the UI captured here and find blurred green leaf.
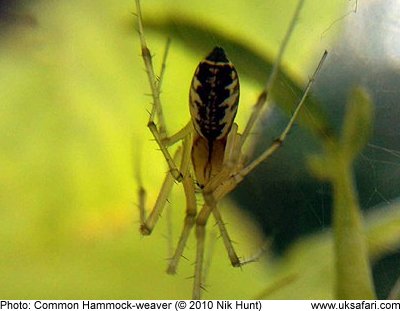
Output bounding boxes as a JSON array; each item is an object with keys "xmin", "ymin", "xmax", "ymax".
[
  {"xmin": 332, "ymin": 163, "xmax": 376, "ymax": 299},
  {"xmin": 341, "ymin": 87, "xmax": 374, "ymax": 161},
  {"xmin": 307, "ymin": 87, "xmax": 376, "ymax": 299}
]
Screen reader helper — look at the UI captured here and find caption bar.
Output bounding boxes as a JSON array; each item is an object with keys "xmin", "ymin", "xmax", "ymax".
[
  {"xmin": 1, "ymin": 300, "xmax": 400, "ymax": 311},
  {"xmin": 1, "ymin": 301, "xmax": 260, "ymax": 311}
]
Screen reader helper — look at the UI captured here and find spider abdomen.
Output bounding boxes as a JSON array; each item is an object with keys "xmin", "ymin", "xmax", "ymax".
[{"xmin": 189, "ymin": 47, "xmax": 240, "ymax": 142}]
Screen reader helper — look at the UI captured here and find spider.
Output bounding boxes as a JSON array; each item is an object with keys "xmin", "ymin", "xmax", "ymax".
[{"xmin": 135, "ymin": 0, "xmax": 327, "ymax": 300}]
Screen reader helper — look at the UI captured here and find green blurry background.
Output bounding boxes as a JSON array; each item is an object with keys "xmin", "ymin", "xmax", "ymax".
[{"xmin": 1, "ymin": 0, "xmax": 399, "ymax": 300}]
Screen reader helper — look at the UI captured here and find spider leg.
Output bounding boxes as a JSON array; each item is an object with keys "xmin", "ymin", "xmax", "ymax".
[
  {"xmin": 138, "ymin": 130, "xmax": 193, "ymax": 234},
  {"xmin": 211, "ymin": 207, "xmax": 241, "ymax": 267},
  {"xmin": 135, "ymin": 0, "xmax": 182, "ymax": 181},
  {"xmin": 156, "ymin": 37, "xmax": 171, "ymax": 101},
  {"xmin": 153, "ymin": 36, "xmax": 171, "ymax": 137},
  {"xmin": 223, "ymin": 123, "xmax": 242, "ymax": 167},
  {"xmin": 238, "ymin": 0, "xmax": 305, "ymax": 152},
  {"xmin": 193, "ymin": 200, "xmax": 214, "ymax": 300},
  {"xmin": 209, "ymin": 124, "xmax": 243, "ymax": 268},
  {"xmin": 163, "ymin": 122, "xmax": 193, "ymax": 147},
  {"xmin": 167, "ymin": 132, "xmax": 243, "ymax": 276},
  {"xmin": 202, "ymin": 124, "xmax": 242, "ymax": 195},
  {"xmin": 199, "ymin": 182, "xmax": 242, "ymax": 271},
  {"xmin": 166, "ymin": 172, "xmax": 196, "ymax": 274},
  {"xmin": 239, "ymin": 50, "xmax": 328, "ymax": 179},
  {"xmin": 191, "ymin": 127, "xmax": 244, "ymax": 299},
  {"xmin": 166, "ymin": 136, "xmax": 197, "ymax": 274},
  {"xmin": 207, "ymin": 51, "xmax": 327, "ymax": 200},
  {"xmin": 193, "ymin": 188, "xmax": 241, "ymax": 299},
  {"xmin": 139, "ymin": 147, "xmax": 182, "ymax": 235}
]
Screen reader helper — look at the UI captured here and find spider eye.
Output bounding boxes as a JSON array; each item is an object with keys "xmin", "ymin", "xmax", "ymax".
[{"xmin": 189, "ymin": 48, "xmax": 240, "ymax": 141}]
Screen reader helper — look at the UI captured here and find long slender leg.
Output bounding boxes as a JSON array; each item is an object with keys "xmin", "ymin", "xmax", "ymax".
[
  {"xmin": 239, "ymin": 51, "xmax": 328, "ymax": 179},
  {"xmin": 136, "ymin": 147, "xmax": 147, "ymax": 225},
  {"xmin": 138, "ymin": 186, "xmax": 147, "ymax": 225},
  {"xmin": 157, "ymin": 37, "xmax": 171, "ymax": 94},
  {"xmin": 238, "ymin": 0, "xmax": 306, "ymax": 152},
  {"xmin": 207, "ymin": 125, "xmax": 242, "ymax": 268},
  {"xmin": 193, "ymin": 188, "xmax": 240, "ymax": 299},
  {"xmin": 188, "ymin": 181, "xmax": 243, "ymax": 294},
  {"xmin": 156, "ymin": 37, "xmax": 172, "ymax": 137},
  {"xmin": 193, "ymin": 182, "xmax": 241, "ymax": 299},
  {"xmin": 139, "ymin": 148, "xmax": 182, "ymax": 235},
  {"xmin": 166, "ymin": 135, "xmax": 198, "ymax": 273},
  {"xmin": 193, "ymin": 202, "xmax": 213, "ymax": 300},
  {"xmin": 135, "ymin": 0, "xmax": 182, "ymax": 181},
  {"xmin": 163, "ymin": 122, "xmax": 193, "ymax": 147},
  {"xmin": 223, "ymin": 123, "xmax": 240, "ymax": 167},
  {"xmin": 202, "ymin": 227, "xmax": 218, "ymax": 285},
  {"xmin": 211, "ymin": 207, "xmax": 241, "ymax": 267},
  {"xmin": 166, "ymin": 172, "xmax": 197, "ymax": 274}
]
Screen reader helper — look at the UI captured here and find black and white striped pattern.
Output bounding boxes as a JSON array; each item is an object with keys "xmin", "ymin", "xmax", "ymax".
[{"xmin": 189, "ymin": 47, "xmax": 240, "ymax": 142}]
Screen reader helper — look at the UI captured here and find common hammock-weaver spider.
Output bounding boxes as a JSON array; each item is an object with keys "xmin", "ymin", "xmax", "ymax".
[{"xmin": 135, "ymin": 0, "xmax": 327, "ymax": 299}]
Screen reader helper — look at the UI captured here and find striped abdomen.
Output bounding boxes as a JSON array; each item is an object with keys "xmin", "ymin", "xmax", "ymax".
[{"xmin": 189, "ymin": 47, "xmax": 240, "ymax": 142}]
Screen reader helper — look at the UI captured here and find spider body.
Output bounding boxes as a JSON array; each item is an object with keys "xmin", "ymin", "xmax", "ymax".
[
  {"xmin": 190, "ymin": 47, "xmax": 240, "ymax": 187},
  {"xmin": 189, "ymin": 47, "xmax": 240, "ymax": 142},
  {"xmin": 135, "ymin": 0, "xmax": 327, "ymax": 299}
]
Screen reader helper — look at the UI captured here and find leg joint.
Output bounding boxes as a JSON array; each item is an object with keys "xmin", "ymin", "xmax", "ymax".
[
  {"xmin": 147, "ymin": 120, "xmax": 156, "ymax": 130},
  {"xmin": 140, "ymin": 223, "xmax": 152, "ymax": 235},
  {"xmin": 170, "ymin": 168, "xmax": 183, "ymax": 182},
  {"xmin": 141, "ymin": 46, "xmax": 152, "ymax": 59},
  {"xmin": 273, "ymin": 137, "xmax": 283, "ymax": 146},
  {"xmin": 186, "ymin": 209, "xmax": 197, "ymax": 218}
]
